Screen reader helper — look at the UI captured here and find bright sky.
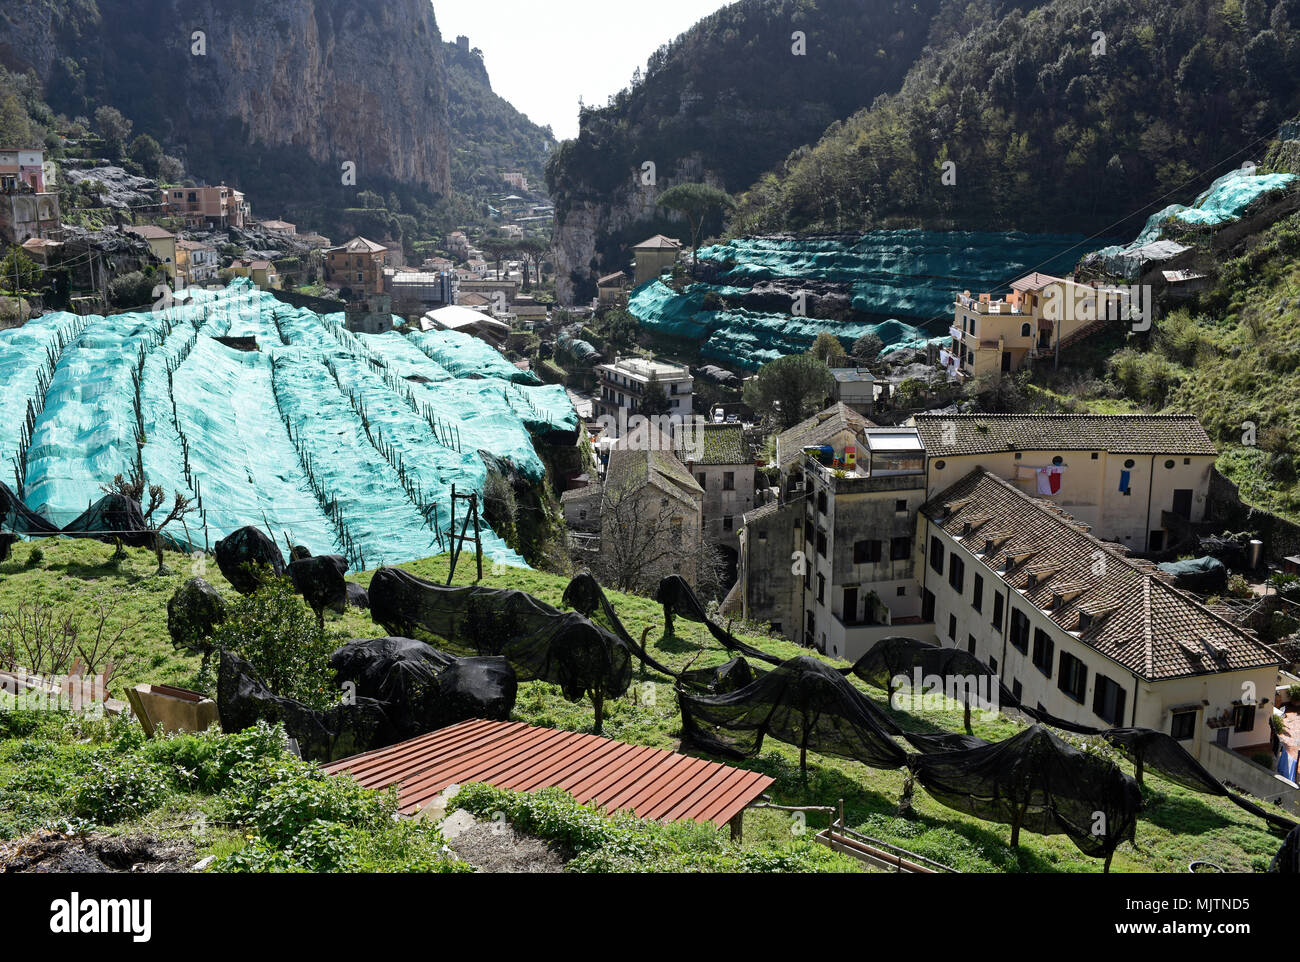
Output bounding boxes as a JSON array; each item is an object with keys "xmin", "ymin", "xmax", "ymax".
[{"xmin": 433, "ymin": 0, "xmax": 734, "ymax": 140}]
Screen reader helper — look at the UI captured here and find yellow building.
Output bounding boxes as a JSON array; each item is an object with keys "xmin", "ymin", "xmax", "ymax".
[
  {"xmin": 125, "ymin": 224, "xmax": 178, "ymax": 280},
  {"xmin": 944, "ymin": 272, "xmax": 1130, "ymax": 379},
  {"xmin": 914, "ymin": 414, "xmax": 1218, "ymax": 553},
  {"xmin": 632, "ymin": 234, "xmax": 681, "ymax": 287}
]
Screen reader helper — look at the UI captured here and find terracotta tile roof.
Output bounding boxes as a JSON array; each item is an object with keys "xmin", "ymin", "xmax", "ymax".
[
  {"xmin": 776, "ymin": 403, "xmax": 875, "ymax": 468},
  {"xmin": 324, "ymin": 718, "xmax": 773, "ymax": 825},
  {"xmin": 634, "ymin": 234, "xmax": 682, "ymax": 250},
  {"xmin": 914, "ymin": 413, "xmax": 1217, "ymax": 457},
  {"xmin": 675, "ymin": 423, "xmax": 749, "ymax": 465},
  {"xmin": 921, "ymin": 470, "xmax": 1278, "ymax": 682}
]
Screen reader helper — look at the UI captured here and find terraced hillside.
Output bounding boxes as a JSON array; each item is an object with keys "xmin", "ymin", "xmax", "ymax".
[{"xmin": 0, "ymin": 282, "xmax": 577, "ymax": 569}]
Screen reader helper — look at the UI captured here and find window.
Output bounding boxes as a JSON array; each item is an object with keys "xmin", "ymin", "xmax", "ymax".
[
  {"xmin": 922, "ymin": 588, "xmax": 936, "ymax": 622},
  {"xmin": 723, "ymin": 515, "xmax": 734, "ymax": 532},
  {"xmin": 696, "ymin": 472, "xmax": 706, "ymax": 488},
  {"xmin": 948, "ymin": 614, "xmax": 957, "ymax": 641},
  {"xmin": 816, "ymin": 574, "xmax": 825, "ymax": 604},
  {"xmin": 723, "ymin": 472, "xmax": 735, "ymax": 491},
  {"xmin": 1009, "ymin": 608, "xmax": 1029, "ymax": 653},
  {"xmin": 816, "ymin": 531, "xmax": 827, "ymax": 558},
  {"xmin": 1093, "ymin": 674, "xmax": 1127, "ymax": 726},
  {"xmin": 989, "ymin": 656, "xmax": 998, "ymax": 673},
  {"xmin": 1233, "ymin": 704, "xmax": 1257, "ymax": 733},
  {"xmin": 967, "ymin": 634, "xmax": 976, "ymax": 654},
  {"xmin": 972, "ymin": 574, "xmax": 984, "ymax": 613},
  {"xmin": 890, "ymin": 536, "xmax": 911, "ymax": 560},
  {"xmin": 948, "ymin": 555, "xmax": 965, "ymax": 593},
  {"xmin": 1058, "ymin": 652, "xmax": 1087, "ymax": 703},
  {"xmin": 817, "ymin": 491, "xmax": 827, "ymax": 514},
  {"xmin": 758, "ymin": 529, "xmax": 767, "ymax": 542},
  {"xmin": 854, "ymin": 540, "xmax": 882, "ymax": 564},
  {"xmin": 1031, "ymin": 629, "xmax": 1054, "ymax": 676},
  {"xmin": 804, "ymin": 520, "xmax": 814, "ymax": 545},
  {"xmin": 1020, "ymin": 322, "xmax": 1032, "ymax": 337},
  {"xmin": 929, "ymin": 536, "xmax": 945, "ymax": 574},
  {"xmin": 895, "ymin": 499, "xmax": 908, "ymax": 512},
  {"xmin": 1170, "ymin": 710, "xmax": 1197, "ymax": 741},
  {"xmin": 1012, "ymin": 679, "xmax": 1022, "ymax": 701},
  {"xmin": 992, "ymin": 592, "xmax": 1005, "ymax": 631}
]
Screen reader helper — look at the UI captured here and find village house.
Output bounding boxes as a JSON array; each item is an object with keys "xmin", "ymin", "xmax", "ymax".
[
  {"xmin": 594, "ymin": 355, "xmax": 694, "ymax": 430},
  {"xmin": 258, "ymin": 219, "xmax": 296, "ymax": 235},
  {"xmin": 829, "ymin": 368, "xmax": 879, "ymax": 416},
  {"xmin": 674, "ymin": 422, "xmax": 755, "ymax": 568},
  {"xmin": 160, "ymin": 184, "xmax": 247, "ymax": 229},
  {"xmin": 597, "ymin": 271, "xmax": 628, "ymax": 307},
  {"xmin": 0, "ymin": 148, "xmax": 46, "ymax": 192},
  {"xmin": 913, "ymin": 413, "xmax": 1218, "ymax": 552},
  {"xmin": 225, "ymin": 257, "xmax": 280, "ymax": 290},
  {"xmin": 125, "ymin": 224, "xmax": 177, "ymax": 279},
  {"xmin": 632, "ymin": 234, "xmax": 682, "ymax": 287},
  {"xmin": 0, "ymin": 149, "xmax": 60, "ymax": 244},
  {"xmin": 387, "ymin": 269, "xmax": 456, "ymax": 317},
  {"xmin": 502, "ymin": 171, "xmax": 529, "ymax": 191},
  {"xmin": 562, "ymin": 421, "xmax": 705, "ymax": 588},
  {"xmin": 944, "ymin": 273, "xmax": 1130, "ymax": 379},
  {"xmin": 176, "ymin": 238, "xmax": 218, "ymax": 286},
  {"xmin": 773, "ymin": 402, "xmax": 876, "ymax": 495},
  {"xmin": 324, "ymin": 237, "xmax": 388, "ymax": 294},
  {"xmin": 917, "ymin": 469, "xmax": 1282, "ymax": 793}
]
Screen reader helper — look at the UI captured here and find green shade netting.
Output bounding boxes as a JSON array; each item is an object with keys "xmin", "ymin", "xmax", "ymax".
[
  {"xmin": 409, "ymin": 329, "xmax": 542, "ymax": 384},
  {"xmin": 633, "ymin": 230, "xmax": 1093, "ymax": 370},
  {"xmin": 629, "ymin": 280, "xmax": 937, "ymax": 372},
  {"xmin": 1091, "ymin": 168, "xmax": 1297, "ymax": 276},
  {"xmin": 1, "ymin": 280, "xmax": 570, "ymax": 569}
]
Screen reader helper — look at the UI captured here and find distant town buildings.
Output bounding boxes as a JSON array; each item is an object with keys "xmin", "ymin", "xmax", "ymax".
[
  {"xmin": 160, "ymin": 184, "xmax": 247, "ymax": 229},
  {"xmin": 502, "ymin": 172, "xmax": 529, "ymax": 191}
]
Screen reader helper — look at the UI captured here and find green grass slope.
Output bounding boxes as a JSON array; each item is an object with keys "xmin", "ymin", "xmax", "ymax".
[{"xmin": 0, "ymin": 536, "xmax": 1291, "ymax": 872}]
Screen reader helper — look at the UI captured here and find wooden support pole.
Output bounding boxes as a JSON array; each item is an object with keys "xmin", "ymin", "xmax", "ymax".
[{"xmin": 471, "ymin": 492, "xmax": 482, "ymax": 582}]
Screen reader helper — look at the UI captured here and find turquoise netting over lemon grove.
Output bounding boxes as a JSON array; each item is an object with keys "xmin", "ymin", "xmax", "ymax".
[
  {"xmin": 0, "ymin": 280, "xmax": 577, "ymax": 570},
  {"xmin": 629, "ymin": 230, "xmax": 1095, "ymax": 370},
  {"xmin": 1091, "ymin": 167, "xmax": 1297, "ymax": 276}
]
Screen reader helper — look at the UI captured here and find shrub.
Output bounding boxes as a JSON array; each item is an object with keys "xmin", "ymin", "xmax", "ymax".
[
  {"xmin": 206, "ymin": 579, "xmax": 339, "ymax": 709},
  {"xmin": 72, "ymin": 756, "xmax": 170, "ymax": 825},
  {"xmin": 24, "ymin": 546, "xmax": 43, "ymax": 568}
]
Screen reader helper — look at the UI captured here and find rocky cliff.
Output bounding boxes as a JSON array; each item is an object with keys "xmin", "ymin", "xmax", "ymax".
[{"xmin": 0, "ymin": 0, "xmax": 450, "ymax": 196}]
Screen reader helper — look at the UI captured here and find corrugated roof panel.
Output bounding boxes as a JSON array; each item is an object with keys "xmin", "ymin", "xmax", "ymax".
[{"xmin": 327, "ymin": 720, "xmax": 774, "ymax": 826}]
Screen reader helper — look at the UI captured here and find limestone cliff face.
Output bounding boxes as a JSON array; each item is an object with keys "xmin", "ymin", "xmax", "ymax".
[
  {"xmin": 195, "ymin": 0, "xmax": 450, "ymax": 195},
  {"xmin": 0, "ymin": 0, "xmax": 450, "ymax": 196}
]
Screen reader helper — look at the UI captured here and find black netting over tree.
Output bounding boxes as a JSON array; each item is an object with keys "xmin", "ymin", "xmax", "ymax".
[
  {"xmin": 678, "ymin": 656, "xmax": 763, "ymax": 695},
  {"xmin": 328, "ymin": 636, "xmax": 516, "ymax": 741},
  {"xmin": 369, "ymin": 566, "xmax": 632, "ymax": 731},
  {"xmin": 217, "ymin": 650, "xmax": 395, "ymax": 762},
  {"xmin": 0, "ymin": 482, "xmax": 59, "ymax": 536},
  {"xmin": 1100, "ymin": 728, "xmax": 1227, "ymax": 795},
  {"xmin": 1272, "ymin": 824, "xmax": 1300, "ymax": 872},
  {"xmin": 904, "ymin": 730, "xmax": 991, "ymax": 754},
  {"xmin": 655, "ymin": 575, "xmax": 784, "ymax": 666},
  {"xmin": 562, "ymin": 572, "xmax": 678, "ymax": 678},
  {"xmin": 62, "ymin": 493, "xmax": 152, "ymax": 547},
  {"xmin": 677, "ymin": 655, "xmax": 906, "ymax": 771},
  {"xmin": 215, "ymin": 526, "xmax": 286, "ymax": 594},
  {"xmin": 907, "ymin": 724, "xmax": 1143, "ymax": 865},
  {"xmin": 166, "ymin": 578, "xmax": 228, "ymax": 654},
  {"xmin": 288, "ymin": 554, "xmax": 349, "ymax": 621}
]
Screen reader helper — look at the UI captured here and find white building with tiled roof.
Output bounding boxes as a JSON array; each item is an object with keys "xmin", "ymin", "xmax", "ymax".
[
  {"xmin": 917, "ymin": 469, "xmax": 1281, "ymax": 790},
  {"xmin": 913, "ymin": 413, "xmax": 1219, "ymax": 552}
]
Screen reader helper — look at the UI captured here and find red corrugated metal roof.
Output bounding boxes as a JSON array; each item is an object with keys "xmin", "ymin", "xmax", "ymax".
[{"xmin": 323, "ymin": 719, "xmax": 774, "ymax": 826}]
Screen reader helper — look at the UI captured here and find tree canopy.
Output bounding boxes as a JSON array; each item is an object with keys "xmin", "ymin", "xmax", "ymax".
[{"xmin": 743, "ymin": 353, "xmax": 835, "ymax": 430}]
